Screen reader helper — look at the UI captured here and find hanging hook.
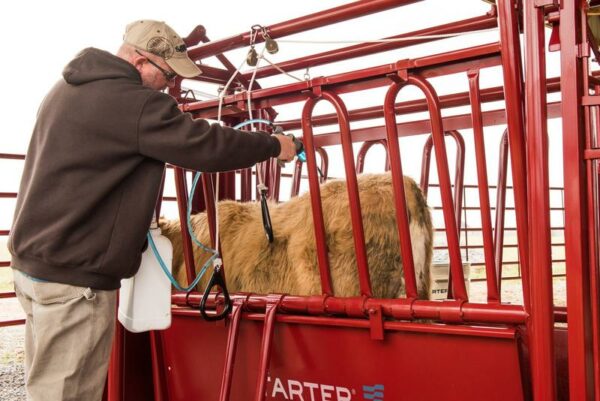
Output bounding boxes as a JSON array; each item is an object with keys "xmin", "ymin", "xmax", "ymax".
[{"xmin": 199, "ymin": 258, "xmax": 232, "ymax": 321}]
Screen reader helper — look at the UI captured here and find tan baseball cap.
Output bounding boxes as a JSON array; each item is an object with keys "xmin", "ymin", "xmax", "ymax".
[{"xmin": 124, "ymin": 20, "xmax": 202, "ymax": 78}]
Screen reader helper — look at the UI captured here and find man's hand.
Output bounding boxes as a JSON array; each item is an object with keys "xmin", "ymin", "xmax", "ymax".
[{"xmin": 274, "ymin": 134, "xmax": 296, "ymax": 162}]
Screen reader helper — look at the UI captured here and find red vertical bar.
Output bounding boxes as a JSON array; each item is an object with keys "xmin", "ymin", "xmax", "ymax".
[
  {"xmin": 468, "ymin": 70, "xmax": 499, "ymax": 302},
  {"xmin": 316, "ymin": 148, "xmax": 329, "ymax": 182},
  {"xmin": 524, "ymin": 2, "xmax": 556, "ymax": 399},
  {"xmin": 290, "ymin": 160, "xmax": 303, "ymax": 198},
  {"xmin": 447, "ymin": 131, "xmax": 466, "ymax": 236},
  {"xmin": 202, "ymin": 173, "xmax": 218, "ymax": 249},
  {"xmin": 585, "ymin": 89, "xmax": 600, "ymax": 401},
  {"xmin": 254, "ymin": 297, "xmax": 283, "ymax": 401},
  {"xmin": 494, "ymin": 130, "xmax": 509, "ymax": 298},
  {"xmin": 301, "ymin": 97, "xmax": 334, "ymax": 295},
  {"xmin": 310, "ymin": 91, "xmax": 371, "ymax": 296},
  {"xmin": 415, "ymin": 75, "xmax": 467, "ymax": 301},
  {"xmin": 418, "ymin": 132, "xmax": 465, "ymax": 229},
  {"xmin": 496, "ymin": 0, "xmax": 531, "ymax": 311},
  {"xmin": 218, "ymin": 299, "xmax": 244, "ymax": 401},
  {"xmin": 174, "ymin": 167, "xmax": 197, "ymax": 285},
  {"xmin": 383, "ymin": 80, "xmax": 419, "ymax": 299},
  {"xmin": 560, "ymin": 1, "xmax": 595, "ymax": 399},
  {"xmin": 240, "ymin": 168, "xmax": 252, "ymax": 202}
]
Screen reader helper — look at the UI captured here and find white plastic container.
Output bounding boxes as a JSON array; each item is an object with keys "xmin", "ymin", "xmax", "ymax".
[
  {"xmin": 118, "ymin": 227, "xmax": 173, "ymax": 332},
  {"xmin": 429, "ymin": 262, "xmax": 471, "ymax": 301}
]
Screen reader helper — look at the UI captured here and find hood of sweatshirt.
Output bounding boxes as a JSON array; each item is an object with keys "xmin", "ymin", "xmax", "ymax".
[{"xmin": 62, "ymin": 47, "xmax": 142, "ymax": 85}]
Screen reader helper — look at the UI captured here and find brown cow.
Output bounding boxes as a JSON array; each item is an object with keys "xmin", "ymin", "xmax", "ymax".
[{"xmin": 160, "ymin": 173, "xmax": 433, "ymax": 299}]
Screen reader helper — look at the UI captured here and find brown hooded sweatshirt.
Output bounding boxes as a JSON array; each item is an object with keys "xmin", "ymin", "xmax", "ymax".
[{"xmin": 9, "ymin": 48, "xmax": 281, "ymax": 290}]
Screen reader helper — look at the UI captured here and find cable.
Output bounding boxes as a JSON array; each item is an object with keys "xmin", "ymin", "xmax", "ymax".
[{"xmin": 277, "ymin": 28, "xmax": 499, "ymax": 44}]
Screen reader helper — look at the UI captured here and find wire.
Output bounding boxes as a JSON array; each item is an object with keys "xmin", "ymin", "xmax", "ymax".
[{"xmin": 276, "ymin": 28, "xmax": 499, "ymax": 44}]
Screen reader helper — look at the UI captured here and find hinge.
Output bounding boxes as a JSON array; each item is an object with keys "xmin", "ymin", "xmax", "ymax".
[{"xmin": 578, "ymin": 43, "xmax": 591, "ymax": 58}]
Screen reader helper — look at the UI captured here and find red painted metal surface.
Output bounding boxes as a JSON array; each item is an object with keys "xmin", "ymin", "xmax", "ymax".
[
  {"xmin": 494, "ymin": 130, "xmax": 509, "ymax": 295},
  {"xmin": 187, "ymin": 0, "xmax": 421, "ymax": 60},
  {"xmin": 0, "ymin": 1, "xmax": 587, "ymax": 399},
  {"xmin": 524, "ymin": 3, "xmax": 556, "ymax": 399},
  {"xmin": 468, "ymin": 70, "xmax": 499, "ymax": 303},
  {"xmin": 560, "ymin": 1, "xmax": 596, "ymax": 400},
  {"xmin": 156, "ymin": 312, "xmax": 525, "ymax": 401},
  {"xmin": 241, "ymin": 12, "xmax": 498, "ymax": 82},
  {"xmin": 302, "ymin": 91, "xmax": 374, "ymax": 296},
  {"xmin": 496, "ymin": 0, "xmax": 531, "ymax": 313}
]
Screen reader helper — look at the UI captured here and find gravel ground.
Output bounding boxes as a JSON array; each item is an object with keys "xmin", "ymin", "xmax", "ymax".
[
  {"xmin": 0, "ymin": 278, "xmax": 566, "ymax": 400},
  {"xmin": 1, "ymin": 298, "xmax": 25, "ymax": 401}
]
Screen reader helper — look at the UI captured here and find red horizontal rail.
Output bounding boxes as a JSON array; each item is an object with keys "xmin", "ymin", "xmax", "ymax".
[
  {"xmin": 173, "ymin": 292, "xmax": 528, "ymax": 325},
  {"xmin": 0, "ymin": 153, "xmax": 25, "ymax": 160},
  {"xmin": 0, "ymin": 193, "xmax": 17, "ymax": 198},
  {"xmin": 183, "ymin": 42, "xmax": 502, "ymax": 117},
  {"xmin": 240, "ymin": 12, "xmax": 498, "ymax": 81},
  {"xmin": 188, "ymin": 0, "xmax": 421, "ymax": 60},
  {"xmin": 0, "ymin": 319, "xmax": 25, "ymax": 328},
  {"xmin": 0, "ymin": 291, "xmax": 16, "ymax": 299},
  {"xmin": 0, "ymin": 262, "xmax": 11, "ymax": 267}
]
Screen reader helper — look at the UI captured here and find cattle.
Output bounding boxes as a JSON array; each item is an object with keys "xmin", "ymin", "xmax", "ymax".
[{"xmin": 160, "ymin": 173, "xmax": 433, "ymax": 299}]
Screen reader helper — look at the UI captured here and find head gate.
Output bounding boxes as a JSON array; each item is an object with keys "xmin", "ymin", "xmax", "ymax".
[
  {"xmin": 384, "ymin": 74, "xmax": 467, "ymax": 302},
  {"xmin": 301, "ymin": 90, "xmax": 372, "ymax": 297}
]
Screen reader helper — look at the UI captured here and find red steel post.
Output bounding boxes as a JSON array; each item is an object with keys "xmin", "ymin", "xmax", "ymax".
[
  {"xmin": 304, "ymin": 91, "xmax": 372, "ymax": 296},
  {"xmin": 174, "ymin": 168, "xmax": 197, "ymax": 285},
  {"xmin": 524, "ymin": 2, "xmax": 556, "ymax": 399},
  {"xmin": 585, "ymin": 83, "xmax": 600, "ymax": 401},
  {"xmin": 468, "ymin": 69, "xmax": 499, "ymax": 302},
  {"xmin": 496, "ymin": 0, "xmax": 531, "ymax": 311},
  {"xmin": 560, "ymin": 0, "xmax": 595, "ymax": 399}
]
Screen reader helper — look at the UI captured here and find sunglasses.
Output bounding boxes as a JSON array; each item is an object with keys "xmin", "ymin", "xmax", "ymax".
[{"xmin": 135, "ymin": 50, "xmax": 177, "ymax": 81}]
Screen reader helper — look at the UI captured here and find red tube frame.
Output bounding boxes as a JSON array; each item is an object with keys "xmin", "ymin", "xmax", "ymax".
[
  {"xmin": 302, "ymin": 91, "xmax": 372, "ymax": 296},
  {"xmin": 468, "ymin": 69, "xmax": 499, "ymax": 302},
  {"xmin": 386, "ymin": 75, "xmax": 466, "ymax": 301}
]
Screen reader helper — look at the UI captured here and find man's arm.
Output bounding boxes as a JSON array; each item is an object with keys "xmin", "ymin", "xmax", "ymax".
[{"xmin": 137, "ymin": 92, "xmax": 295, "ymax": 171}]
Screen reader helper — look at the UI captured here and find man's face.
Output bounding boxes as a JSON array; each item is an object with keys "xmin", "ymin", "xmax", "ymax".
[{"xmin": 135, "ymin": 51, "xmax": 177, "ymax": 91}]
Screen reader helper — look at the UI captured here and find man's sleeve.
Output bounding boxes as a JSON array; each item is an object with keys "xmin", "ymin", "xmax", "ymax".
[{"xmin": 137, "ymin": 92, "xmax": 281, "ymax": 172}]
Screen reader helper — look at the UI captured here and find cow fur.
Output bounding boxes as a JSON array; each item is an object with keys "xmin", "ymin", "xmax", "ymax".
[{"xmin": 160, "ymin": 173, "xmax": 433, "ymax": 299}]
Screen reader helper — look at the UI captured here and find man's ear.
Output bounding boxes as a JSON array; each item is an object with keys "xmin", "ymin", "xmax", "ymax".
[{"xmin": 131, "ymin": 53, "xmax": 146, "ymax": 72}]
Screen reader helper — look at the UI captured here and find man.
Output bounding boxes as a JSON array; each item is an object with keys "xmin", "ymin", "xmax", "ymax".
[{"xmin": 9, "ymin": 20, "xmax": 296, "ymax": 401}]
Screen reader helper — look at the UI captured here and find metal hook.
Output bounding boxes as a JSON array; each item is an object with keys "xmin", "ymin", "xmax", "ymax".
[
  {"xmin": 199, "ymin": 259, "xmax": 232, "ymax": 321},
  {"xmin": 304, "ymin": 68, "xmax": 311, "ymax": 81}
]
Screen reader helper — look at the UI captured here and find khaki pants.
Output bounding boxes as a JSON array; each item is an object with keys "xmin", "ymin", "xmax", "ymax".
[{"xmin": 13, "ymin": 270, "xmax": 117, "ymax": 401}]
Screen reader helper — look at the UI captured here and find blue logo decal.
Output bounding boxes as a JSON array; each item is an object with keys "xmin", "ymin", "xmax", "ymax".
[{"xmin": 363, "ymin": 384, "xmax": 384, "ymax": 401}]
